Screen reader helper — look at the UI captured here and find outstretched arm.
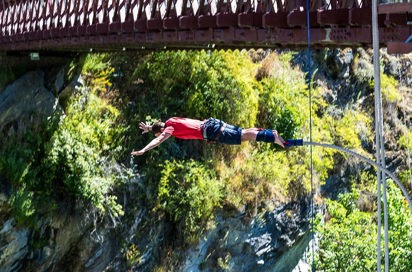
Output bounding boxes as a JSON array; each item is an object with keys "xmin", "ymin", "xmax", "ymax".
[{"xmin": 131, "ymin": 132, "xmax": 172, "ymax": 156}]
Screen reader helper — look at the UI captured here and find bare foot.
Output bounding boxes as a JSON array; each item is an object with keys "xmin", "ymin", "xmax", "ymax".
[{"xmin": 273, "ymin": 130, "xmax": 285, "ymax": 148}]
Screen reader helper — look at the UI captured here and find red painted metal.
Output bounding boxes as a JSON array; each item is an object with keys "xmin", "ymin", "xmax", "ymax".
[
  {"xmin": 288, "ymin": 10, "xmax": 318, "ymax": 27},
  {"xmin": 349, "ymin": 7, "xmax": 372, "ymax": 26},
  {"xmin": 238, "ymin": 13, "xmax": 263, "ymax": 28},
  {"xmin": 164, "ymin": 18, "xmax": 180, "ymax": 30},
  {"xmin": 198, "ymin": 15, "xmax": 217, "ymax": 28},
  {"xmin": 0, "ymin": 0, "xmax": 411, "ymax": 53},
  {"xmin": 179, "ymin": 16, "xmax": 197, "ymax": 29},
  {"xmin": 318, "ymin": 9, "xmax": 350, "ymax": 26},
  {"xmin": 378, "ymin": 2, "xmax": 412, "ymax": 14},
  {"xmin": 387, "ymin": 42, "xmax": 412, "ymax": 54},
  {"xmin": 263, "ymin": 12, "xmax": 289, "ymax": 28}
]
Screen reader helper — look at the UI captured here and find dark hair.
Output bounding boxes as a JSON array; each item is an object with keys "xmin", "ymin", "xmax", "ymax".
[{"xmin": 152, "ymin": 121, "xmax": 165, "ymax": 134}]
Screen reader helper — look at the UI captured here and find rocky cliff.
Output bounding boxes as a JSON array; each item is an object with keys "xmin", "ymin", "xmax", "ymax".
[{"xmin": 0, "ymin": 49, "xmax": 411, "ymax": 272}]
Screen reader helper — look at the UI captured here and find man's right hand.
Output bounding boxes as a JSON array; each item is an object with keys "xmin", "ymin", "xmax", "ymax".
[{"xmin": 139, "ymin": 122, "xmax": 151, "ymax": 134}]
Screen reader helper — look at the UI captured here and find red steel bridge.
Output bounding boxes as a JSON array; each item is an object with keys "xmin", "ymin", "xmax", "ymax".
[{"xmin": 0, "ymin": 0, "xmax": 411, "ymax": 53}]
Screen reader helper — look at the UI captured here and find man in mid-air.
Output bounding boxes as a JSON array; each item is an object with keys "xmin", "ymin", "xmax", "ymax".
[{"xmin": 131, "ymin": 117, "xmax": 285, "ymax": 156}]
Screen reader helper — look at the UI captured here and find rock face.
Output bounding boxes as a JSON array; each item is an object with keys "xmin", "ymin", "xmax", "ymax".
[
  {"xmin": 0, "ymin": 70, "xmax": 120, "ymax": 272},
  {"xmin": 184, "ymin": 199, "xmax": 312, "ymax": 272},
  {"xmin": 0, "ymin": 70, "xmax": 57, "ymax": 141},
  {"xmin": 2, "ymin": 62, "xmax": 316, "ymax": 272},
  {"xmin": 0, "ymin": 203, "xmax": 121, "ymax": 272},
  {"xmin": 0, "ymin": 219, "xmax": 29, "ymax": 272},
  {"xmin": 0, "ymin": 60, "xmax": 350, "ymax": 272},
  {"xmin": 1, "ymin": 49, "xmax": 410, "ymax": 272}
]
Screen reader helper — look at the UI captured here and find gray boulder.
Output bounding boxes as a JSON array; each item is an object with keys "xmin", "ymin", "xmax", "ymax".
[
  {"xmin": 0, "ymin": 219, "xmax": 29, "ymax": 272},
  {"xmin": 0, "ymin": 70, "xmax": 58, "ymax": 140},
  {"xmin": 184, "ymin": 198, "xmax": 312, "ymax": 272}
]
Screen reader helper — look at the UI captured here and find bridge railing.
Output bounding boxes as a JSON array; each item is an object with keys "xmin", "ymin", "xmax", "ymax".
[
  {"xmin": 0, "ymin": 0, "xmax": 410, "ymax": 52},
  {"xmin": 1, "ymin": 0, "xmax": 374, "ymax": 36}
]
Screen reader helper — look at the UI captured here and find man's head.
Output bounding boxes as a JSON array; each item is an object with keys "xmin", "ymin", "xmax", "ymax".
[{"xmin": 152, "ymin": 121, "xmax": 165, "ymax": 136}]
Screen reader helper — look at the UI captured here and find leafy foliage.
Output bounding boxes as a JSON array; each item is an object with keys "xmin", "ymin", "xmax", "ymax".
[
  {"xmin": 399, "ymin": 129, "xmax": 412, "ymax": 151},
  {"xmin": 158, "ymin": 160, "xmax": 222, "ymax": 243},
  {"xmin": 315, "ymin": 197, "xmax": 377, "ymax": 271},
  {"xmin": 385, "ymin": 180, "xmax": 412, "ymax": 271},
  {"xmin": 315, "ymin": 181, "xmax": 412, "ymax": 271},
  {"xmin": 126, "ymin": 243, "xmax": 142, "ymax": 268},
  {"xmin": 9, "ymin": 184, "xmax": 36, "ymax": 226},
  {"xmin": 257, "ymin": 78, "xmax": 305, "ymax": 140},
  {"xmin": 0, "ymin": 60, "xmax": 126, "ymax": 225},
  {"xmin": 187, "ymin": 50, "xmax": 259, "ymax": 127},
  {"xmin": 329, "ymin": 108, "xmax": 372, "ymax": 153},
  {"xmin": 42, "ymin": 87, "xmax": 125, "ymax": 214},
  {"xmin": 126, "ymin": 50, "xmax": 258, "ymax": 127},
  {"xmin": 370, "ymin": 73, "xmax": 400, "ymax": 103},
  {"xmin": 81, "ymin": 53, "xmax": 115, "ymax": 94},
  {"xmin": 4, "ymin": 48, "xmax": 408, "ymax": 270},
  {"xmin": 0, "ymin": 129, "xmax": 48, "ymax": 225}
]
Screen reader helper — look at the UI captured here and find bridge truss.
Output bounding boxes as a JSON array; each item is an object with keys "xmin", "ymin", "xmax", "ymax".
[{"xmin": 0, "ymin": 0, "xmax": 411, "ymax": 53}]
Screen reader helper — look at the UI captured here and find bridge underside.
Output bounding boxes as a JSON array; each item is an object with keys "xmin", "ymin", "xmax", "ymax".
[
  {"xmin": 1, "ymin": 4, "xmax": 411, "ymax": 53},
  {"xmin": 1, "ymin": 25, "xmax": 410, "ymax": 53}
]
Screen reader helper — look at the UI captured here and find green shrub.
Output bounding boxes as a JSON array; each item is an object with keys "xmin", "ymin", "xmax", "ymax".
[
  {"xmin": 255, "ymin": 52, "xmax": 308, "ymax": 140},
  {"xmin": 187, "ymin": 50, "xmax": 259, "ymax": 127},
  {"xmin": 0, "ymin": 130, "xmax": 46, "ymax": 225},
  {"xmin": 369, "ymin": 73, "xmax": 400, "ymax": 103},
  {"xmin": 219, "ymin": 144, "xmax": 315, "ymax": 207},
  {"xmin": 315, "ymin": 181, "xmax": 412, "ymax": 271},
  {"xmin": 62, "ymin": 88, "xmax": 125, "ymax": 157},
  {"xmin": 399, "ymin": 169, "xmax": 412, "ymax": 187},
  {"xmin": 315, "ymin": 191, "xmax": 377, "ymax": 271},
  {"xmin": 81, "ymin": 53, "xmax": 114, "ymax": 94},
  {"xmin": 257, "ymin": 77, "xmax": 306, "ymax": 140},
  {"xmin": 158, "ymin": 160, "xmax": 222, "ymax": 243},
  {"xmin": 399, "ymin": 129, "xmax": 412, "ymax": 150},
  {"xmin": 327, "ymin": 108, "xmax": 372, "ymax": 155},
  {"xmin": 126, "ymin": 243, "xmax": 142, "ymax": 268},
  {"xmin": 42, "ymin": 87, "xmax": 125, "ymax": 214},
  {"xmin": 9, "ymin": 185, "xmax": 36, "ymax": 226},
  {"xmin": 386, "ymin": 180, "xmax": 412, "ymax": 271},
  {"xmin": 128, "ymin": 50, "xmax": 259, "ymax": 126}
]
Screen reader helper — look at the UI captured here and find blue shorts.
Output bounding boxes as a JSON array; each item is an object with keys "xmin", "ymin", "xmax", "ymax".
[{"xmin": 203, "ymin": 118, "xmax": 242, "ymax": 145}]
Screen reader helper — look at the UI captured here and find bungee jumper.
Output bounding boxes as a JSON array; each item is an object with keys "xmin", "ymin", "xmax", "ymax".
[{"xmin": 131, "ymin": 117, "xmax": 291, "ymax": 156}]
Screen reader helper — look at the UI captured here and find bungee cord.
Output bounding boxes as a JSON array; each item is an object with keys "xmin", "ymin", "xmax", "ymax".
[
  {"xmin": 300, "ymin": 141, "xmax": 412, "ymax": 216},
  {"xmin": 286, "ymin": 139, "xmax": 412, "ymax": 217}
]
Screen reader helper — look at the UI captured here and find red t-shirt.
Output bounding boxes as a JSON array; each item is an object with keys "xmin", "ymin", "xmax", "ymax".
[{"xmin": 163, "ymin": 117, "xmax": 204, "ymax": 140}]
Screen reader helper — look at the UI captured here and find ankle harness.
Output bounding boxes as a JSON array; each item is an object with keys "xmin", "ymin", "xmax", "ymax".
[{"xmin": 256, "ymin": 129, "xmax": 275, "ymax": 143}]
